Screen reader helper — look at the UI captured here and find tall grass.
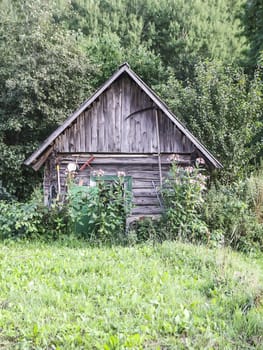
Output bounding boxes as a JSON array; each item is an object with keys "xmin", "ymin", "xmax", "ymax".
[
  {"xmin": 0, "ymin": 240, "xmax": 262, "ymax": 349},
  {"xmin": 246, "ymin": 167, "xmax": 263, "ymax": 223}
]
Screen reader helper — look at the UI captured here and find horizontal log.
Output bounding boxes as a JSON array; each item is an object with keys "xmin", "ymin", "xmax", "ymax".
[
  {"xmin": 132, "ymin": 206, "xmax": 163, "ymax": 215},
  {"xmin": 58, "ymin": 153, "xmax": 192, "ymax": 166},
  {"xmin": 58, "ymin": 152, "xmax": 192, "ymax": 158},
  {"xmin": 133, "ymin": 197, "xmax": 160, "ymax": 206},
  {"xmin": 132, "ymin": 189, "xmax": 157, "ymax": 197},
  {"xmin": 132, "ymin": 182, "xmax": 159, "ymax": 189},
  {"xmin": 132, "ymin": 177, "xmax": 162, "ymax": 183},
  {"xmin": 60, "ymin": 165, "xmax": 169, "ymax": 175},
  {"xmin": 126, "ymin": 214, "xmax": 161, "ymax": 225}
]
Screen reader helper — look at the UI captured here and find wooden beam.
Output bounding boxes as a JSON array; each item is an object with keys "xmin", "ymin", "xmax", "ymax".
[
  {"xmin": 155, "ymin": 108, "xmax": 163, "ymax": 187},
  {"xmin": 32, "ymin": 146, "xmax": 53, "ymax": 171}
]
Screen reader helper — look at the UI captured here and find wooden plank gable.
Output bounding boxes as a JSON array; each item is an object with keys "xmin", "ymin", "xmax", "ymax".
[
  {"xmin": 52, "ymin": 74, "xmax": 195, "ymax": 154},
  {"xmin": 25, "ymin": 63, "xmax": 222, "ymax": 169}
]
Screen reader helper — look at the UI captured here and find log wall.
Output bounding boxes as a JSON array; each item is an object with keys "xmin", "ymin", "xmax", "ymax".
[{"xmin": 44, "ymin": 153, "xmax": 192, "ymax": 220}]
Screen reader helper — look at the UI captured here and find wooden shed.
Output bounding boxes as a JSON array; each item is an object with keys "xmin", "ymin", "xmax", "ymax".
[{"xmin": 25, "ymin": 63, "xmax": 222, "ymax": 221}]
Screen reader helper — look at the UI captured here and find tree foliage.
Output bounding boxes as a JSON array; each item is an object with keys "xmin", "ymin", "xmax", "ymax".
[
  {"xmin": 0, "ymin": 0, "xmax": 96, "ymax": 198},
  {"xmin": 56, "ymin": 0, "xmax": 247, "ymax": 80},
  {"xmin": 242, "ymin": 0, "xmax": 263, "ymax": 70},
  {"xmin": 0, "ymin": 0, "xmax": 262, "ymax": 198},
  {"xmin": 155, "ymin": 61, "xmax": 263, "ymax": 180}
]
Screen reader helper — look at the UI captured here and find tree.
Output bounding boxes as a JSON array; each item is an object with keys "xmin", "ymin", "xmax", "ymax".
[
  {"xmin": 155, "ymin": 61, "xmax": 263, "ymax": 181},
  {"xmin": 0, "ymin": 0, "xmax": 97, "ymax": 199},
  {"xmin": 55, "ymin": 0, "xmax": 167, "ymax": 86},
  {"xmin": 83, "ymin": 32, "xmax": 167, "ymax": 87},
  {"xmin": 56, "ymin": 0, "xmax": 247, "ymax": 81},
  {"xmin": 135, "ymin": 0, "xmax": 247, "ymax": 80},
  {"xmin": 241, "ymin": 0, "xmax": 263, "ymax": 70}
]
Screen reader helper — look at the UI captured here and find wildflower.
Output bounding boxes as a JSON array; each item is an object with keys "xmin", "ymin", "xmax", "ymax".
[
  {"xmin": 196, "ymin": 157, "xmax": 206, "ymax": 166},
  {"xmin": 167, "ymin": 154, "xmax": 181, "ymax": 161},
  {"xmin": 97, "ymin": 169, "xmax": 105, "ymax": 177},
  {"xmin": 92, "ymin": 169, "xmax": 105, "ymax": 177},
  {"xmin": 185, "ymin": 166, "xmax": 195, "ymax": 173}
]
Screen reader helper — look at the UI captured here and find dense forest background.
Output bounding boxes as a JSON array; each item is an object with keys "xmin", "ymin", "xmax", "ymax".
[{"xmin": 0, "ymin": 0, "xmax": 262, "ymax": 199}]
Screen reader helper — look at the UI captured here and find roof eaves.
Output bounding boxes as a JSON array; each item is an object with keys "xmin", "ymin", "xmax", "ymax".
[
  {"xmin": 25, "ymin": 63, "xmax": 222, "ymax": 169},
  {"xmin": 24, "ymin": 65, "xmax": 128, "ymax": 166},
  {"xmin": 123, "ymin": 66, "xmax": 223, "ymax": 169}
]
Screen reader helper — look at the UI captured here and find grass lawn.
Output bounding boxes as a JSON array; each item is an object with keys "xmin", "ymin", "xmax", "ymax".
[{"xmin": 0, "ymin": 240, "xmax": 263, "ymax": 349}]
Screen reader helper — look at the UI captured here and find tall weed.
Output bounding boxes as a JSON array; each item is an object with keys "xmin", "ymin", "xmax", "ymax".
[
  {"xmin": 203, "ymin": 178, "xmax": 263, "ymax": 251},
  {"xmin": 161, "ymin": 164, "xmax": 208, "ymax": 242},
  {"xmin": 246, "ymin": 167, "xmax": 263, "ymax": 223},
  {"xmin": 68, "ymin": 177, "xmax": 131, "ymax": 244},
  {"xmin": 0, "ymin": 188, "xmax": 68, "ymax": 240}
]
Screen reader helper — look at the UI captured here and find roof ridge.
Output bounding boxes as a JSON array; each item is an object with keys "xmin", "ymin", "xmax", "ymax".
[{"xmin": 119, "ymin": 62, "xmax": 130, "ymax": 69}]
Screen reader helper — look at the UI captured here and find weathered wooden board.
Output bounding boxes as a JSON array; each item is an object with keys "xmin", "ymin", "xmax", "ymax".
[
  {"xmin": 58, "ymin": 153, "xmax": 192, "ymax": 166},
  {"xmin": 133, "ymin": 197, "xmax": 160, "ymax": 206},
  {"xmin": 131, "ymin": 206, "xmax": 163, "ymax": 215},
  {"xmin": 43, "ymin": 153, "xmax": 175, "ymax": 217},
  {"xmin": 53, "ymin": 74, "xmax": 195, "ymax": 154}
]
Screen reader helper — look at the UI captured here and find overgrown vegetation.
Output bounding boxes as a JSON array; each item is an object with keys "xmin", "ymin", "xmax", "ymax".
[
  {"xmin": 0, "ymin": 241, "xmax": 262, "ymax": 349},
  {"xmin": 0, "ymin": 0, "xmax": 262, "ymax": 197},
  {"xmin": 68, "ymin": 176, "xmax": 131, "ymax": 244},
  {"xmin": 0, "ymin": 1, "xmax": 263, "ymax": 347},
  {"xmin": 202, "ymin": 176, "xmax": 263, "ymax": 252},
  {"xmin": 0, "ymin": 189, "xmax": 68, "ymax": 241},
  {"xmin": 161, "ymin": 165, "xmax": 208, "ymax": 242},
  {"xmin": 127, "ymin": 165, "xmax": 263, "ymax": 252},
  {"xmin": 0, "ymin": 176, "xmax": 131, "ymax": 244},
  {"xmin": 1, "ymin": 165, "xmax": 262, "ymax": 253}
]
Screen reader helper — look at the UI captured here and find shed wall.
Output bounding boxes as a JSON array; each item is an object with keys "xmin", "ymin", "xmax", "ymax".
[
  {"xmin": 44, "ymin": 153, "xmax": 192, "ymax": 219},
  {"xmin": 54, "ymin": 74, "xmax": 195, "ymax": 154}
]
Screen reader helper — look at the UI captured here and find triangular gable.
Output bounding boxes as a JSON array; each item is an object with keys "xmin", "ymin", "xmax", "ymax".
[{"xmin": 24, "ymin": 63, "xmax": 222, "ymax": 169}]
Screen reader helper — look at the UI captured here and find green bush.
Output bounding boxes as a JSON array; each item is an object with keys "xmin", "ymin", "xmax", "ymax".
[
  {"xmin": 161, "ymin": 164, "xmax": 209, "ymax": 242},
  {"xmin": 0, "ymin": 189, "xmax": 68, "ymax": 240},
  {"xmin": 246, "ymin": 167, "xmax": 263, "ymax": 223},
  {"xmin": 0, "ymin": 176, "xmax": 134, "ymax": 244},
  {"xmin": 127, "ymin": 217, "xmax": 161, "ymax": 244},
  {"xmin": 0, "ymin": 181, "xmax": 14, "ymax": 201},
  {"xmin": 203, "ymin": 178, "xmax": 263, "ymax": 251},
  {"xmin": 0, "ymin": 200, "xmax": 42, "ymax": 239},
  {"xmin": 68, "ymin": 177, "xmax": 132, "ymax": 244}
]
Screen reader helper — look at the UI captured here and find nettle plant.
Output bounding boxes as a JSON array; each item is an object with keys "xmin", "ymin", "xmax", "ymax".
[
  {"xmin": 161, "ymin": 163, "xmax": 208, "ymax": 241},
  {"xmin": 68, "ymin": 172, "xmax": 132, "ymax": 244}
]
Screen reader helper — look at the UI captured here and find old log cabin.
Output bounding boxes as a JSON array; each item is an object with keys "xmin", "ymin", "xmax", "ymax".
[{"xmin": 25, "ymin": 63, "xmax": 222, "ymax": 221}]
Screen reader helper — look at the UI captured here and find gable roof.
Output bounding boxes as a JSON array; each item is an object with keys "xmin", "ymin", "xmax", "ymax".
[{"xmin": 24, "ymin": 62, "xmax": 222, "ymax": 169}]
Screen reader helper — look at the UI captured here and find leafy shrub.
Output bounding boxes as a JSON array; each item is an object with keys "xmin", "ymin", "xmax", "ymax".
[
  {"xmin": 127, "ymin": 217, "xmax": 161, "ymax": 244},
  {"xmin": 0, "ymin": 176, "xmax": 137, "ymax": 244},
  {"xmin": 246, "ymin": 167, "xmax": 263, "ymax": 223},
  {"xmin": 39, "ymin": 204, "xmax": 69, "ymax": 239},
  {"xmin": 202, "ymin": 179, "xmax": 263, "ymax": 251},
  {"xmin": 159, "ymin": 163, "xmax": 263, "ymax": 251},
  {"xmin": 0, "ymin": 189, "xmax": 68, "ymax": 240},
  {"xmin": 161, "ymin": 164, "xmax": 209, "ymax": 242},
  {"xmin": 68, "ymin": 177, "xmax": 132, "ymax": 244},
  {"xmin": 0, "ymin": 181, "xmax": 14, "ymax": 201},
  {"xmin": 0, "ymin": 200, "xmax": 43, "ymax": 239}
]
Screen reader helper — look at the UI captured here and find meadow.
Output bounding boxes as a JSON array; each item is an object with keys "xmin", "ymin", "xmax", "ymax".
[{"xmin": 0, "ymin": 240, "xmax": 262, "ymax": 349}]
